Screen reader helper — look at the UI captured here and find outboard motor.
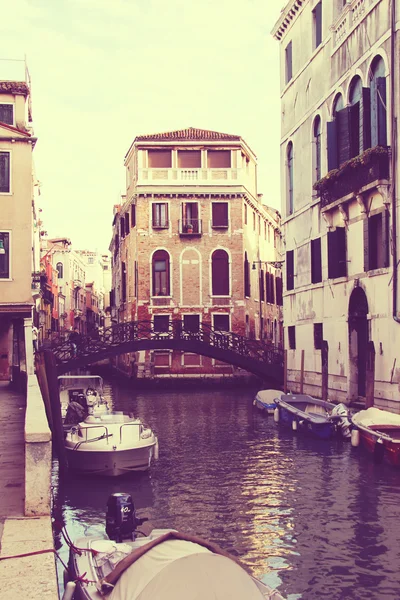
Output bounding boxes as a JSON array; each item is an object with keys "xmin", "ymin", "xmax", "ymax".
[
  {"xmin": 331, "ymin": 403, "xmax": 351, "ymax": 438},
  {"xmin": 106, "ymin": 493, "xmax": 138, "ymax": 542}
]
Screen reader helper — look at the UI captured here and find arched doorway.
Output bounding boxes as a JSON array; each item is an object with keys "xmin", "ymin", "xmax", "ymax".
[{"xmin": 348, "ymin": 287, "xmax": 369, "ymax": 400}]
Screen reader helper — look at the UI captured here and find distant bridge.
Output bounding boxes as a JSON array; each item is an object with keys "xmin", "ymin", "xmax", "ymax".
[{"xmin": 49, "ymin": 321, "xmax": 284, "ymax": 383}]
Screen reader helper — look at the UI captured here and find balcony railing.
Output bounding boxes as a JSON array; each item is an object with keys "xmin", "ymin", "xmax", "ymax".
[
  {"xmin": 138, "ymin": 167, "xmax": 240, "ymax": 186},
  {"xmin": 315, "ymin": 147, "xmax": 390, "ymax": 208},
  {"xmin": 178, "ymin": 219, "xmax": 202, "ymax": 236}
]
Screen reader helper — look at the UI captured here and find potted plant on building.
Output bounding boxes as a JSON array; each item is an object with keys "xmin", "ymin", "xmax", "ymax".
[{"xmin": 186, "ymin": 223, "xmax": 194, "ymax": 234}]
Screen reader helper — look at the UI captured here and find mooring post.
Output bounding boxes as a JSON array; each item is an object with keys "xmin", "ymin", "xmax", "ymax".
[
  {"xmin": 300, "ymin": 349, "xmax": 305, "ymax": 394},
  {"xmin": 35, "ymin": 351, "xmax": 53, "ymax": 430},
  {"xmin": 321, "ymin": 340, "xmax": 329, "ymax": 401},
  {"xmin": 365, "ymin": 341, "xmax": 376, "ymax": 408},
  {"xmin": 43, "ymin": 349, "xmax": 68, "ymax": 473},
  {"xmin": 283, "ymin": 349, "xmax": 288, "ymax": 393}
]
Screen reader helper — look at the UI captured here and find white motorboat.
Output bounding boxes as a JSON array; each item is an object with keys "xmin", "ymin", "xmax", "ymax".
[
  {"xmin": 59, "ymin": 375, "xmax": 109, "ymax": 423},
  {"xmin": 62, "ymin": 493, "xmax": 285, "ymax": 600},
  {"xmin": 253, "ymin": 389, "xmax": 283, "ymax": 414},
  {"xmin": 64, "ymin": 412, "xmax": 159, "ymax": 476}
]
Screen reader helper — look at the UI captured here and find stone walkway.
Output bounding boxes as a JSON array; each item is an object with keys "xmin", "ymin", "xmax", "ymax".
[{"xmin": 0, "ymin": 381, "xmax": 25, "ymax": 541}]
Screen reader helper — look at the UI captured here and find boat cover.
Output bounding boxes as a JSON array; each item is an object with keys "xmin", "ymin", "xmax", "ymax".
[
  {"xmin": 256, "ymin": 390, "xmax": 282, "ymax": 405},
  {"xmin": 352, "ymin": 407, "xmax": 400, "ymax": 427},
  {"xmin": 109, "ymin": 539, "xmax": 266, "ymax": 600}
]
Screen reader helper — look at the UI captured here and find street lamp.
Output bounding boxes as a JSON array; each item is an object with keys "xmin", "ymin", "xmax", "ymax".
[{"xmin": 252, "ymin": 260, "xmax": 284, "ymax": 270}]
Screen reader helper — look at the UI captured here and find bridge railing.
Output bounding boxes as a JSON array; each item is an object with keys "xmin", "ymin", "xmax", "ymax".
[{"xmin": 48, "ymin": 320, "xmax": 283, "ymax": 369}]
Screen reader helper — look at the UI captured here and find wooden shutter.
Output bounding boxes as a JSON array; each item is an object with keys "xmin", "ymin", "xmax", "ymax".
[
  {"xmin": 363, "ymin": 217, "xmax": 369, "ymax": 272},
  {"xmin": 382, "ymin": 210, "xmax": 389, "ymax": 268},
  {"xmin": 327, "ymin": 121, "xmax": 338, "ymax": 171},
  {"xmin": 125, "ymin": 212, "xmax": 130, "ymax": 232},
  {"xmin": 311, "ymin": 237, "xmax": 322, "ymax": 283},
  {"xmin": 337, "ymin": 227, "xmax": 347, "ymax": 277},
  {"xmin": 0, "ymin": 104, "xmax": 13, "ymax": 124},
  {"xmin": 314, "ymin": 2, "xmax": 322, "ymax": 47},
  {"xmin": 271, "ymin": 274, "xmax": 275, "ymax": 304},
  {"xmin": 0, "ymin": 152, "xmax": 10, "ymax": 193},
  {"xmin": 327, "ymin": 230, "xmax": 338, "ymax": 279},
  {"xmin": 376, "ymin": 77, "xmax": 387, "ymax": 146},
  {"xmin": 336, "ymin": 107, "xmax": 351, "ymax": 166},
  {"xmin": 131, "ymin": 204, "xmax": 136, "ymax": 227},
  {"xmin": 360, "ymin": 88, "xmax": 371, "ymax": 152},
  {"xmin": 285, "ymin": 42, "xmax": 292, "ymax": 83},
  {"xmin": 286, "ymin": 250, "xmax": 294, "ymax": 291},
  {"xmin": 349, "ymin": 102, "xmax": 360, "ymax": 158},
  {"xmin": 120, "ymin": 218, "xmax": 125, "ymax": 238}
]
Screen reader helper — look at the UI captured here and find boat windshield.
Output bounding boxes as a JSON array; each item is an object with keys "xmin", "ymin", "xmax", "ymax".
[{"xmin": 58, "ymin": 375, "xmax": 104, "ymax": 393}]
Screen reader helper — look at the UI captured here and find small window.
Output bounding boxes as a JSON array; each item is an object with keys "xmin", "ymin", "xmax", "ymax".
[
  {"xmin": 121, "ymin": 261, "xmax": 127, "ymax": 302},
  {"xmin": 207, "ymin": 150, "xmax": 231, "ymax": 168},
  {"xmin": 56, "ymin": 262, "xmax": 63, "ymax": 279},
  {"xmin": 120, "ymin": 218, "xmax": 125, "ymax": 238},
  {"xmin": 364, "ymin": 211, "xmax": 389, "ymax": 271},
  {"xmin": 313, "ymin": 2, "xmax": 322, "ymax": 49},
  {"xmin": 327, "ymin": 227, "xmax": 347, "ymax": 279},
  {"xmin": 287, "ymin": 142, "xmax": 294, "ymax": 215},
  {"xmin": 152, "ymin": 203, "xmax": 169, "ymax": 228},
  {"xmin": 244, "ymin": 252, "xmax": 251, "ymax": 297},
  {"xmin": 313, "ymin": 116, "xmax": 322, "ymax": 183},
  {"xmin": 314, "ymin": 323, "xmax": 323, "ymax": 350},
  {"xmin": 125, "ymin": 212, "xmax": 130, "ymax": 233},
  {"xmin": 183, "ymin": 314, "xmax": 200, "ymax": 333},
  {"xmin": 244, "ymin": 203, "xmax": 247, "ymax": 225},
  {"xmin": 0, "ymin": 151, "xmax": 10, "ymax": 193},
  {"xmin": 288, "ymin": 326, "xmax": 296, "ymax": 349},
  {"xmin": 153, "ymin": 315, "xmax": 170, "ymax": 333},
  {"xmin": 152, "ymin": 250, "xmax": 170, "ymax": 296},
  {"xmin": 213, "ymin": 314, "xmax": 230, "ymax": 332},
  {"xmin": 88, "ymin": 257, "xmax": 94, "ymax": 264},
  {"xmin": 148, "ymin": 150, "xmax": 172, "ymax": 168},
  {"xmin": 253, "ymin": 212, "xmax": 256, "ymax": 231},
  {"xmin": 285, "ymin": 41, "xmax": 293, "ymax": 84},
  {"xmin": 178, "ymin": 150, "xmax": 201, "ymax": 168},
  {"xmin": 259, "ymin": 270, "xmax": 265, "ymax": 302},
  {"xmin": 212, "ymin": 203, "xmax": 228, "ymax": 228},
  {"xmin": 131, "ymin": 204, "xmax": 136, "ymax": 228},
  {"xmin": 276, "ymin": 276, "xmax": 283, "ymax": 306},
  {"xmin": 212, "ymin": 249, "xmax": 229, "ymax": 296},
  {"xmin": 0, "ymin": 104, "xmax": 13, "ymax": 125},
  {"xmin": 0, "ymin": 232, "xmax": 10, "ymax": 279},
  {"xmin": 311, "ymin": 238, "xmax": 322, "ymax": 284},
  {"xmin": 286, "ymin": 249, "xmax": 294, "ymax": 291}
]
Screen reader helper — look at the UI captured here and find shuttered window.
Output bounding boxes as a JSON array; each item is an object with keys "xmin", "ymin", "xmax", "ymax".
[
  {"xmin": 287, "ymin": 142, "xmax": 294, "ymax": 214},
  {"xmin": 131, "ymin": 204, "xmax": 136, "ymax": 228},
  {"xmin": 212, "ymin": 249, "xmax": 229, "ymax": 296},
  {"xmin": 286, "ymin": 250, "xmax": 294, "ymax": 291},
  {"xmin": 120, "ymin": 217, "xmax": 125, "ymax": 238},
  {"xmin": 207, "ymin": 151, "xmax": 231, "ymax": 168},
  {"xmin": 364, "ymin": 211, "xmax": 389, "ymax": 271},
  {"xmin": 327, "ymin": 227, "xmax": 347, "ymax": 279},
  {"xmin": 212, "ymin": 202, "xmax": 228, "ymax": 227},
  {"xmin": 152, "ymin": 203, "xmax": 169, "ymax": 228},
  {"xmin": 0, "ymin": 151, "xmax": 10, "ymax": 193},
  {"xmin": 259, "ymin": 270, "xmax": 265, "ymax": 302},
  {"xmin": 288, "ymin": 326, "xmax": 296, "ymax": 349},
  {"xmin": 285, "ymin": 41, "xmax": 293, "ymax": 83},
  {"xmin": 0, "ymin": 104, "xmax": 13, "ymax": 125},
  {"xmin": 314, "ymin": 323, "xmax": 323, "ymax": 350},
  {"xmin": 148, "ymin": 150, "xmax": 172, "ymax": 168},
  {"xmin": 313, "ymin": 2, "xmax": 322, "ymax": 49},
  {"xmin": 121, "ymin": 261, "xmax": 127, "ymax": 302},
  {"xmin": 125, "ymin": 212, "xmax": 130, "ymax": 233},
  {"xmin": 0, "ymin": 232, "xmax": 10, "ymax": 279},
  {"xmin": 311, "ymin": 237, "xmax": 322, "ymax": 283},
  {"xmin": 244, "ymin": 253, "xmax": 251, "ymax": 297},
  {"xmin": 152, "ymin": 250, "xmax": 170, "ymax": 296},
  {"xmin": 178, "ymin": 150, "xmax": 201, "ymax": 168},
  {"xmin": 276, "ymin": 276, "xmax": 283, "ymax": 306}
]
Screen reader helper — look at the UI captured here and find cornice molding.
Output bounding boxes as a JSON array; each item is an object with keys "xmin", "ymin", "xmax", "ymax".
[{"xmin": 271, "ymin": 0, "xmax": 306, "ymax": 41}]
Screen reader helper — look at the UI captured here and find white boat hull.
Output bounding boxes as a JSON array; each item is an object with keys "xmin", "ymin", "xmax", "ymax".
[{"xmin": 65, "ymin": 440, "xmax": 157, "ymax": 476}]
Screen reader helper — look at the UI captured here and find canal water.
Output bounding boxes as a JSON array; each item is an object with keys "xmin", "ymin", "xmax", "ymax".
[{"xmin": 53, "ymin": 379, "xmax": 400, "ymax": 600}]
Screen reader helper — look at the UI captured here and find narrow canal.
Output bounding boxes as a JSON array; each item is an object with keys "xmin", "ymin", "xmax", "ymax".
[{"xmin": 53, "ymin": 378, "xmax": 400, "ymax": 600}]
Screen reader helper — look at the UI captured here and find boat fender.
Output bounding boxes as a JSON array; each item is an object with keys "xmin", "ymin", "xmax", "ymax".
[
  {"xmin": 292, "ymin": 420, "xmax": 298, "ymax": 431},
  {"xmin": 351, "ymin": 429, "xmax": 360, "ymax": 447},
  {"xmin": 61, "ymin": 581, "xmax": 76, "ymax": 600},
  {"xmin": 274, "ymin": 407, "xmax": 280, "ymax": 423},
  {"xmin": 154, "ymin": 438, "xmax": 159, "ymax": 460},
  {"xmin": 374, "ymin": 437, "xmax": 385, "ymax": 463}
]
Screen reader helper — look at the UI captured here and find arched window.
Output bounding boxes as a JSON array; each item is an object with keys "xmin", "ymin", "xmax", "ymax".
[
  {"xmin": 244, "ymin": 252, "xmax": 251, "ymax": 297},
  {"xmin": 152, "ymin": 250, "xmax": 170, "ymax": 296},
  {"xmin": 56, "ymin": 262, "xmax": 63, "ymax": 279},
  {"xmin": 287, "ymin": 142, "xmax": 294, "ymax": 215},
  {"xmin": 369, "ymin": 56, "xmax": 387, "ymax": 147},
  {"xmin": 313, "ymin": 116, "xmax": 322, "ymax": 182},
  {"xmin": 349, "ymin": 76, "xmax": 363, "ymax": 158},
  {"xmin": 212, "ymin": 249, "xmax": 229, "ymax": 296},
  {"xmin": 327, "ymin": 94, "xmax": 345, "ymax": 171}
]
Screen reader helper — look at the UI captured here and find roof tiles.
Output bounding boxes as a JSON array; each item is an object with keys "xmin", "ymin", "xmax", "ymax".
[{"xmin": 135, "ymin": 127, "xmax": 241, "ymax": 142}]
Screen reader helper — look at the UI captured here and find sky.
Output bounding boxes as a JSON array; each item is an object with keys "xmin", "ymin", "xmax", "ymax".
[{"xmin": 1, "ymin": 0, "xmax": 283, "ymax": 254}]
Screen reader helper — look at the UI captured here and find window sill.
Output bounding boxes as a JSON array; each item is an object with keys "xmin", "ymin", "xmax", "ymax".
[
  {"xmin": 152, "ymin": 225, "xmax": 169, "ymax": 230},
  {"xmin": 329, "ymin": 276, "xmax": 348, "ymax": 285},
  {"xmin": 211, "ymin": 225, "xmax": 229, "ymax": 229},
  {"xmin": 366, "ymin": 267, "xmax": 390, "ymax": 277}
]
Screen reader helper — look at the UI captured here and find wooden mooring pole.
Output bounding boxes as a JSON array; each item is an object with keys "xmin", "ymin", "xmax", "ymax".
[
  {"xmin": 283, "ymin": 349, "xmax": 288, "ymax": 393},
  {"xmin": 321, "ymin": 341, "xmax": 329, "ymax": 401},
  {"xmin": 43, "ymin": 350, "xmax": 68, "ymax": 473},
  {"xmin": 365, "ymin": 341, "xmax": 376, "ymax": 409},
  {"xmin": 300, "ymin": 350, "xmax": 305, "ymax": 394}
]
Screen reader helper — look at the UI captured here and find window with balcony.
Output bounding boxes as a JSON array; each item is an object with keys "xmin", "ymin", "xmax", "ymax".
[
  {"xmin": 0, "ymin": 232, "xmax": 10, "ymax": 279},
  {"xmin": 311, "ymin": 238, "xmax": 322, "ymax": 283},
  {"xmin": 152, "ymin": 203, "xmax": 169, "ymax": 228},
  {"xmin": 152, "ymin": 250, "xmax": 170, "ymax": 296},
  {"xmin": 212, "ymin": 249, "xmax": 229, "ymax": 296},
  {"xmin": 313, "ymin": 2, "xmax": 322, "ymax": 49},
  {"xmin": 178, "ymin": 150, "xmax": 201, "ymax": 168},
  {"xmin": 0, "ymin": 104, "xmax": 13, "ymax": 125},
  {"xmin": 213, "ymin": 313, "xmax": 230, "ymax": 332},
  {"xmin": 364, "ymin": 210, "xmax": 389, "ymax": 271},
  {"xmin": 244, "ymin": 252, "xmax": 251, "ymax": 297},
  {"xmin": 148, "ymin": 150, "xmax": 172, "ymax": 168},
  {"xmin": 313, "ymin": 116, "xmax": 322, "ymax": 183},
  {"xmin": 370, "ymin": 56, "xmax": 387, "ymax": 147},
  {"xmin": 0, "ymin": 151, "xmax": 10, "ymax": 193},
  {"xmin": 288, "ymin": 326, "xmax": 296, "ymax": 349},
  {"xmin": 207, "ymin": 150, "xmax": 231, "ymax": 168},
  {"xmin": 56, "ymin": 262, "xmax": 63, "ymax": 279},
  {"xmin": 286, "ymin": 249, "xmax": 294, "ymax": 291},
  {"xmin": 287, "ymin": 142, "xmax": 294, "ymax": 215},
  {"xmin": 153, "ymin": 314, "xmax": 170, "ymax": 333},
  {"xmin": 327, "ymin": 227, "xmax": 347, "ymax": 278},
  {"xmin": 285, "ymin": 41, "xmax": 293, "ymax": 84},
  {"xmin": 181, "ymin": 202, "xmax": 200, "ymax": 233},
  {"xmin": 212, "ymin": 202, "xmax": 228, "ymax": 228}
]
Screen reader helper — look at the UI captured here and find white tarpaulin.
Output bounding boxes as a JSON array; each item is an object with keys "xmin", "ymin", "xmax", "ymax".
[
  {"xmin": 109, "ymin": 539, "xmax": 265, "ymax": 600},
  {"xmin": 352, "ymin": 407, "xmax": 400, "ymax": 428},
  {"xmin": 256, "ymin": 390, "xmax": 282, "ymax": 405}
]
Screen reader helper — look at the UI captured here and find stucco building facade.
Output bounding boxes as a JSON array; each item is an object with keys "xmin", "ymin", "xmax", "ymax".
[
  {"xmin": 110, "ymin": 127, "xmax": 282, "ymax": 378},
  {"xmin": 273, "ymin": 0, "xmax": 400, "ymax": 411}
]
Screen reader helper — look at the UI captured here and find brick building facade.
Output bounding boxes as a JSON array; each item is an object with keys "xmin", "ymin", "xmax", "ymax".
[{"xmin": 110, "ymin": 127, "xmax": 282, "ymax": 379}]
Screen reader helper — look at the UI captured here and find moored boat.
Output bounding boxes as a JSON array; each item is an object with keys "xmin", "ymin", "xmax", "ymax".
[
  {"xmin": 62, "ymin": 493, "xmax": 285, "ymax": 600},
  {"xmin": 351, "ymin": 407, "xmax": 400, "ymax": 467},
  {"xmin": 274, "ymin": 394, "xmax": 351, "ymax": 439},
  {"xmin": 59, "ymin": 375, "xmax": 109, "ymax": 425},
  {"xmin": 253, "ymin": 389, "xmax": 283, "ymax": 414}
]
